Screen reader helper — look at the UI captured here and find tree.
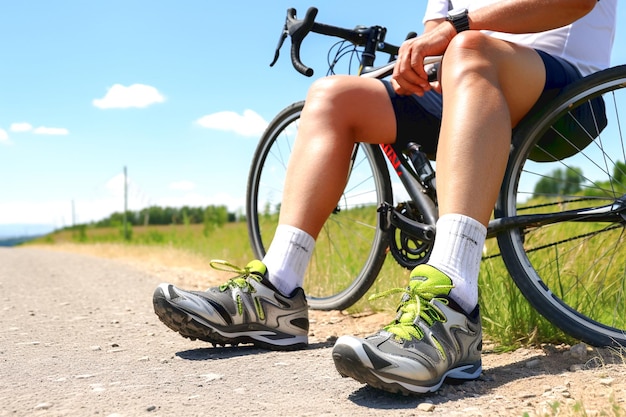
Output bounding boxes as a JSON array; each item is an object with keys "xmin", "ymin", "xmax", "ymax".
[
  {"xmin": 533, "ymin": 167, "xmax": 583, "ymax": 197},
  {"xmin": 203, "ymin": 205, "xmax": 229, "ymax": 237},
  {"xmin": 613, "ymin": 161, "xmax": 626, "ymax": 185}
]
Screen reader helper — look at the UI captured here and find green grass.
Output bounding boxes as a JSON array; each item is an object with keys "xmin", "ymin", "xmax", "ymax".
[{"xmin": 39, "ymin": 222, "xmax": 255, "ymax": 267}]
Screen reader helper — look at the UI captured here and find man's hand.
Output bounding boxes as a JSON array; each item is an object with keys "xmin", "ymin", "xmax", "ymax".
[{"xmin": 391, "ymin": 22, "xmax": 455, "ymax": 96}]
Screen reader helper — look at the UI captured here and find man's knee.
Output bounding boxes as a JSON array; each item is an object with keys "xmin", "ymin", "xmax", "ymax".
[
  {"xmin": 442, "ymin": 32, "xmax": 498, "ymax": 81},
  {"xmin": 306, "ymin": 76, "xmax": 351, "ymax": 104},
  {"xmin": 448, "ymin": 30, "xmax": 494, "ymax": 54}
]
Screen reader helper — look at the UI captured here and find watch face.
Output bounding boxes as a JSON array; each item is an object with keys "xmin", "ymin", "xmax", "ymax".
[{"xmin": 449, "ymin": 8, "xmax": 468, "ymax": 19}]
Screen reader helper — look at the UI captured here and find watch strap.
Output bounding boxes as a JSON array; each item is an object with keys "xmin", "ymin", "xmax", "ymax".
[{"xmin": 447, "ymin": 9, "xmax": 470, "ymax": 33}]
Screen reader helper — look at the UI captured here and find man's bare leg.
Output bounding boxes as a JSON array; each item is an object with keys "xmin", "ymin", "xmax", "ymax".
[
  {"xmin": 277, "ymin": 75, "xmax": 397, "ymax": 238},
  {"xmin": 426, "ymin": 32, "xmax": 546, "ymax": 312},
  {"xmin": 261, "ymin": 75, "xmax": 397, "ymax": 294}
]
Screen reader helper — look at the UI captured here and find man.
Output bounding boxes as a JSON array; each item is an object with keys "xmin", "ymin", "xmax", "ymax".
[{"xmin": 153, "ymin": 0, "xmax": 616, "ymax": 394}]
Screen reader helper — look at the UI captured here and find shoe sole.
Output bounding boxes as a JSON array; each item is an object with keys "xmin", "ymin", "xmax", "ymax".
[
  {"xmin": 153, "ymin": 288, "xmax": 308, "ymax": 351},
  {"xmin": 332, "ymin": 342, "xmax": 482, "ymax": 395}
]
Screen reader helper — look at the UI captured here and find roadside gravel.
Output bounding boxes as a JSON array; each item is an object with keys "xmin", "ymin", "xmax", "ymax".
[{"xmin": 0, "ymin": 245, "xmax": 624, "ymax": 416}]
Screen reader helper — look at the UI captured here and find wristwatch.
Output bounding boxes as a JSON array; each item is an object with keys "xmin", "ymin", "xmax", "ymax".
[{"xmin": 447, "ymin": 8, "xmax": 470, "ymax": 33}]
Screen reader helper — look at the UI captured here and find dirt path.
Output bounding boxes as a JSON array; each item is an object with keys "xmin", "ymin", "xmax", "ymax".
[{"xmin": 0, "ymin": 246, "xmax": 624, "ymax": 416}]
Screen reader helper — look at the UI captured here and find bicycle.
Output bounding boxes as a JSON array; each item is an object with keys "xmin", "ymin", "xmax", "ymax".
[{"xmin": 246, "ymin": 7, "xmax": 626, "ymax": 348}]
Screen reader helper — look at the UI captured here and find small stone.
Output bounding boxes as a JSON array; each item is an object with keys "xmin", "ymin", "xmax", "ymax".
[
  {"xmin": 525, "ymin": 359, "xmax": 542, "ymax": 368},
  {"xmin": 146, "ymin": 405, "xmax": 157, "ymax": 412},
  {"xmin": 91, "ymin": 345, "xmax": 102, "ymax": 351},
  {"xmin": 90, "ymin": 384, "xmax": 105, "ymax": 393},
  {"xmin": 200, "ymin": 373, "xmax": 223, "ymax": 382},
  {"xmin": 17, "ymin": 341, "xmax": 40, "ymax": 346},
  {"xmin": 599, "ymin": 377, "xmax": 614, "ymax": 386},
  {"xmin": 417, "ymin": 402, "xmax": 435, "ymax": 412},
  {"xmin": 570, "ymin": 343, "xmax": 588, "ymax": 360},
  {"xmin": 569, "ymin": 364, "xmax": 584, "ymax": 372},
  {"xmin": 34, "ymin": 402, "xmax": 53, "ymax": 410}
]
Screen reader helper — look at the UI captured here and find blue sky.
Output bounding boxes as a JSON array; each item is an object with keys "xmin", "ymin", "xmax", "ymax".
[{"xmin": 1, "ymin": 1, "xmax": 625, "ymax": 237}]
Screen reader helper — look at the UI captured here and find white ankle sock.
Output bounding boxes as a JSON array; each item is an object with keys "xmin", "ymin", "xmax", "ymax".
[
  {"xmin": 262, "ymin": 224, "xmax": 315, "ymax": 296},
  {"xmin": 426, "ymin": 213, "xmax": 486, "ymax": 313}
]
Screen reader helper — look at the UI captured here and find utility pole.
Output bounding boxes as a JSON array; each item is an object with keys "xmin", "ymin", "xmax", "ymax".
[{"xmin": 123, "ymin": 166, "xmax": 128, "ymax": 240}]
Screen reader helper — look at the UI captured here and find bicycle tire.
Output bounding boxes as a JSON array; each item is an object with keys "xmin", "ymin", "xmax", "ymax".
[
  {"xmin": 246, "ymin": 101, "xmax": 392, "ymax": 310},
  {"xmin": 496, "ymin": 65, "xmax": 626, "ymax": 347}
]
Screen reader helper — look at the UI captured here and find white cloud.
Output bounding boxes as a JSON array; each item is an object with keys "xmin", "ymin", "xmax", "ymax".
[
  {"xmin": 169, "ymin": 180, "xmax": 196, "ymax": 191},
  {"xmin": 10, "ymin": 122, "xmax": 33, "ymax": 132},
  {"xmin": 196, "ymin": 109, "xmax": 267, "ymax": 137},
  {"xmin": 93, "ymin": 83, "xmax": 165, "ymax": 109},
  {"xmin": 0, "ymin": 128, "xmax": 10, "ymax": 145},
  {"xmin": 33, "ymin": 126, "xmax": 69, "ymax": 135}
]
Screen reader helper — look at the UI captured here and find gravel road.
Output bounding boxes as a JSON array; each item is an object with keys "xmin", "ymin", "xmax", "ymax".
[{"xmin": 1, "ymin": 247, "xmax": 624, "ymax": 417}]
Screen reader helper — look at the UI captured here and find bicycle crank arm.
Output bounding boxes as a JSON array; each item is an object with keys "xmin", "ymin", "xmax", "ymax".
[
  {"xmin": 487, "ymin": 197, "xmax": 626, "ymax": 239},
  {"xmin": 378, "ymin": 202, "xmax": 436, "ymax": 242}
]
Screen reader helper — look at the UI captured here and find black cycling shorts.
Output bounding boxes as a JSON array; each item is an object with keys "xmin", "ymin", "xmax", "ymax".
[{"xmin": 383, "ymin": 49, "xmax": 584, "ymax": 156}]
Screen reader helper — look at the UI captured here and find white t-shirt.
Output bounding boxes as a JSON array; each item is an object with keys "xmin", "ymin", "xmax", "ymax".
[{"xmin": 423, "ymin": 0, "xmax": 616, "ymax": 76}]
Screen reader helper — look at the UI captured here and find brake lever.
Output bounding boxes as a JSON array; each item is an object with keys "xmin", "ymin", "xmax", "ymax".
[{"xmin": 270, "ymin": 27, "xmax": 289, "ymax": 67}]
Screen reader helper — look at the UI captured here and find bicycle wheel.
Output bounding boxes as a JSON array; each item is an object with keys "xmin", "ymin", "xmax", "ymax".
[
  {"xmin": 496, "ymin": 65, "xmax": 626, "ymax": 347},
  {"xmin": 246, "ymin": 101, "xmax": 392, "ymax": 311}
]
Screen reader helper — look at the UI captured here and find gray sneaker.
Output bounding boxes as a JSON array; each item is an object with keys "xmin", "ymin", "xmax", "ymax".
[
  {"xmin": 332, "ymin": 265, "xmax": 482, "ymax": 395},
  {"xmin": 153, "ymin": 260, "xmax": 309, "ymax": 350}
]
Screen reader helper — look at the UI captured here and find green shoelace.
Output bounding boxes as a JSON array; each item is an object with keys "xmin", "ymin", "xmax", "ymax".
[
  {"xmin": 209, "ymin": 260, "xmax": 266, "ymax": 318},
  {"xmin": 209, "ymin": 260, "xmax": 263, "ymax": 292},
  {"xmin": 369, "ymin": 280, "xmax": 454, "ymax": 342}
]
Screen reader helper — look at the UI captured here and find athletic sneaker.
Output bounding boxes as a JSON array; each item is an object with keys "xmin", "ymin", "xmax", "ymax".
[
  {"xmin": 332, "ymin": 264, "xmax": 482, "ymax": 395},
  {"xmin": 152, "ymin": 259, "xmax": 309, "ymax": 350}
]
